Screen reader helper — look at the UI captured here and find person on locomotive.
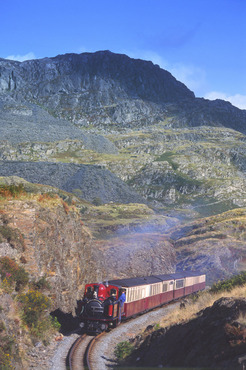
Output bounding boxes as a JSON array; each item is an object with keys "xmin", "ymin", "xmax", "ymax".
[{"xmin": 117, "ymin": 289, "xmax": 126, "ymax": 323}]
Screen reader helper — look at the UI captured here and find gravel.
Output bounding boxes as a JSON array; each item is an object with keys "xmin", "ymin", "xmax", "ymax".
[{"xmin": 92, "ymin": 302, "xmax": 178, "ymax": 369}]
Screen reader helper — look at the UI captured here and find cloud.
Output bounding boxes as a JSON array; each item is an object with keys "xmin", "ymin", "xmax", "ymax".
[
  {"xmin": 204, "ymin": 91, "xmax": 246, "ymax": 110},
  {"xmin": 169, "ymin": 63, "xmax": 206, "ymax": 93},
  {"xmin": 6, "ymin": 52, "xmax": 36, "ymax": 62}
]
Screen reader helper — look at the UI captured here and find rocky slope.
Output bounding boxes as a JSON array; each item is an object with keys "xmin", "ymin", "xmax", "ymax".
[
  {"xmin": 0, "ymin": 161, "xmax": 144, "ymax": 204},
  {"xmin": 166, "ymin": 208, "xmax": 246, "ymax": 284},
  {"xmin": 1, "ymin": 51, "xmax": 245, "ymax": 132},
  {"xmin": 0, "ymin": 185, "xmax": 92, "ymax": 313},
  {"xmin": 0, "ymin": 51, "xmax": 194, "ymax": 127},
  {"xmin": 123, "ymin": 297, "xmax": 246, "ymax": 369}
]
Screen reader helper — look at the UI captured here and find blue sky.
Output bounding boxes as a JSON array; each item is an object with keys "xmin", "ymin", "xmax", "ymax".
[{"xmin": 1, "ymin": 0, "xmax": 246, "ymax": 108}]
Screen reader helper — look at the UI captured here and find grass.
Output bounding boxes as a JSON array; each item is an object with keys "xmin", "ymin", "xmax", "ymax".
[
  {"xmin": 159, "ymin": 282, "xmax": 246, "ymax": 329},
  {"xmin": 155, "ymin": 151, "xmax": 180, "ymax": 170}
]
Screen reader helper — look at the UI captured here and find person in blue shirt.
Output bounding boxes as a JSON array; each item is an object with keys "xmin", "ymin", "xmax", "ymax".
[{"xmin": 118, "ymin": 289, "xmax": 126, "ymax": 324}]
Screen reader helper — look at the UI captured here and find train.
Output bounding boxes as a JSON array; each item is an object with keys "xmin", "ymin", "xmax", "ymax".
[{"xmin": 78, "ymin": 271, "xmax": 206, "ymax": 335}]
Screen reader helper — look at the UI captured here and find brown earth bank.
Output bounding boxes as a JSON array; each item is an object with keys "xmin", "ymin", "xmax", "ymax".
[{"xmin": 121, "ymin": 297, "xmax": 246, "ymax": 369}]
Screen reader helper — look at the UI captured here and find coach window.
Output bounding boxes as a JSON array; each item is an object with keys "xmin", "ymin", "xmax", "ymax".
[
  {"xmin": 163, "ymin": 283, "xmax": 168, "ymax": 292},
  {"xmin": 176, "ymin": 279, "xmax": 184, "ymax": 289}
]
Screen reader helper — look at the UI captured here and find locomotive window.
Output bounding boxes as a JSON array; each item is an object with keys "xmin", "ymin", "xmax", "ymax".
[
  {"xmin": 176, "ymin": 279, "xmax": 184, "ymax": 289},
  {"xmin": 110, "ymin": 288, "xmax": 117, "ymax": 296},
  {"xmin": 163, "ymin": 283, "xmax": 168, "ymax": 292}
]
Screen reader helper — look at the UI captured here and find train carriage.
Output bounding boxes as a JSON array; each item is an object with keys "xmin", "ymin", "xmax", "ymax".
[{"xmin": 78, "ymin": 271, "xmax": 206, "ymax": 334}]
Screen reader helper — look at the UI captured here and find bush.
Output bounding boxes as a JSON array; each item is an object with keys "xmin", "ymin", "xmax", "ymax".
[
  {"xmin": 0, "ymin": 257, "xmax": 29, "ymax": 292},
  {"xmin": 62, "ymin": 200, "xmax": 70, "ymax": 214},
  {"xmin": 17, "ymin": 290, "xmax": 51, "ymax": 330},
  {"xmin": 0, "ymin": 225, "xmax": 25, "ymax": 250},
  {"xmin": 114, "ymin": 341, "xmax": 134, "ymax": 361},
  {"xmin": 0, "ymin": 335, "xmax": 15, "ymax": 369},
  {"xmin": 51, "ymin": 316, "xmax": 61, "ymax": 331},
  {"xmin": 31, "ymin": 276, "xmax": 51, "ymax": 291},
  {"xmin": 0, "ymin": 184, "xmax": 25, "ymax": 199},
  {"xmin": 92, "ymin": 197, "xmax": 102, "ymax": 206},
  {"xmin": 210, "ymin": 271, "xmax": 246, "ymax": 293}
]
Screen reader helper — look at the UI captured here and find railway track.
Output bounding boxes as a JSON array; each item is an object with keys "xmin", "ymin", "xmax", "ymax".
[
  {"xmin": 66, "ymin": 298, "xmax": 185, "ymax": 369},
  {"xmin": 67, "ymin": 332, "xmax": 106, "ymax": 370}
]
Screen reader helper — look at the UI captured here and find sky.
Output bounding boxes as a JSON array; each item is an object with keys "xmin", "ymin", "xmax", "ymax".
[{"xmin": 1, "ymin": 0, "xmax": 246, "ymax": 109}]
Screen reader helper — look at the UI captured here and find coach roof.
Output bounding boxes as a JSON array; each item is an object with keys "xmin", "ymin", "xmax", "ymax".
[{"xmin": 107, "ymin": 271, "xmax": 203, "ymax": 288}]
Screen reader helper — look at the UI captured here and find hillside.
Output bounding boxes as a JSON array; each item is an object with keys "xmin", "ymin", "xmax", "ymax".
[{"xmin": 121, "ymin": 294, "xmax": 246, "ymax": 369}]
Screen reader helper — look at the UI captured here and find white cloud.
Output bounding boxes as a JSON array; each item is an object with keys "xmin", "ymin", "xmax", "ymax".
[
  {"xmin": 169, "ymin": 63, "xmax": 206, "ymax": 93},
  {"xmin": 204, "ymin": 91, "xmax": 246, "ymax": 110},
  {"xmin": 6, "ymin": 52, "xmax": 36, "ymax": 62}
]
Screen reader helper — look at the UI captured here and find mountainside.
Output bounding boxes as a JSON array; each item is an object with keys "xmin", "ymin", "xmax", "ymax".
[
  {"xmin": 0, "ymin": 51, "xmax": 194, "ymax": 127},
  {"xmin": 1, "ymin": 51, "xmax": 245, "ymax": 132},
  {"xmin": 0, "ymin": 50, "xmax": 246, "ymax": 281}
]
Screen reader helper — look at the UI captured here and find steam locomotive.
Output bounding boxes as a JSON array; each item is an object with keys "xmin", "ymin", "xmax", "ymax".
[{"xmin": 78, "ymin": 271, "xmax": 206, "ymax": 334}]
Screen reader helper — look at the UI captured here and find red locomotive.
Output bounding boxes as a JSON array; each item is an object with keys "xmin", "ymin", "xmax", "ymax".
[{"xmin": 78, "ymin": 271, "xmax": 206, "ymax": 334}]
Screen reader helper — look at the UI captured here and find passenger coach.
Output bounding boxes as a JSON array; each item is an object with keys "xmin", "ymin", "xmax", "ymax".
[
  {"xmin": 109, "ymin": 271, "xmax": 206, "ymax": 318},
  {"xmin": 78, "ymin": 271, "xmax": 206, "ymax": 334}
]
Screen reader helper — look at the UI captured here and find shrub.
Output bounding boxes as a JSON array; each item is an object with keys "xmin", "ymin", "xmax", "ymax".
[
  {"xmin": 0, "ymin": 257, "xmax": 29, "ymax": 292},
  {"xmin": 0, "ymin": 334, "xmax": 15, "ymax": 369},
  {"xmin": 0, "ymin": 184, "xmax": 25, "ymax": 199},
  {"xmin": 210, "ymin": 272, "xmax": 246, "ymax": 293},
  {"xmin": 0, "ymin": 225, "xmax": 25, "ymax": 250},
  {"xmin": 114, "ymin": 341, "xmax": 134, "ymax": 361},
  {"xmin": 62, "ymin": 200, "xmax": 70, "ymax": 214},
  {"xmin": 0, "ymin": 321, "xmax": 6, "ymax": 333},
  {"xmin": 51, "ymin": 316, "xmax": 61, "ymax": 331},
  {"xmin": 17, "ymin": 290, "xmax": 51, "ymax": 331},
  {"xmin": 92, "ymin": 197, "xmax": 102, "ymax": 206},
  {"xmin": 31, "ymin": 276, "xmax": 51, "ymax": 291}
]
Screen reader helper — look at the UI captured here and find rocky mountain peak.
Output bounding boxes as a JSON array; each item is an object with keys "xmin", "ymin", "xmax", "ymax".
[{"xmin": 0, "ymin": 50, "xmax": 195, "ymax": 126}]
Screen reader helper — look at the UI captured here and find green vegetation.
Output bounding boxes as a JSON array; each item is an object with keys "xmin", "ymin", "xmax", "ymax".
[
  {"xmin": 0, "ymin": 256, "xmax": 29, "ymax": 292},
  {"xmin": 0, "ymin": 258, "xmax": 61, "ymax": 366},
  {"xmin": 0, "ymin": 184, "xmax": 26, "ymax": 199},
  {"xmin": 114, "ymin": 341, "xmax": 134, "ymax": 361},
  {"xmin": 155, "ymin": 151, "xmax": 179, "ymax": 170},
  {"xmin": 0, "ymin": 225, "xmax": 25, "ymax": 250},
  {"xmin": 154, "ymin": 323, "xmax": 161, "ymax": 331},
  {"xmin": 0, "ymin": 333, "xmax": 14, "ymax": 369},
  {"xmin": 210, "ymin": 271, "xmax": 246, "ymax": 293},
  {"xmin": 17, "ymin": 290, "xmax": 51, "ymax": 335},
  {"xmin": 30, "ymin": 275, "xmax": 51, "ymax": 291}
]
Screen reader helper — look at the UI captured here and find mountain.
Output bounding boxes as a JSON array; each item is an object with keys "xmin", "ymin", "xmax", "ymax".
[
  {"xmin": 1, "ymin": 51, "xmax": 246, "ymax": 281},
  {"xmin": 1, "ymin": 50, "xmax": 246, "ymax": 214},
  {"xmin": 1, "ymin": 51, "xmax": 245, "ymax": 132}
]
